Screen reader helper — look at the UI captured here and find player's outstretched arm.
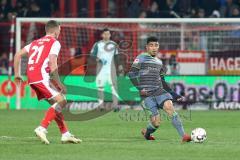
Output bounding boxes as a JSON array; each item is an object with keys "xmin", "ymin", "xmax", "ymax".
[
  {"xmin": 14, "ymin": 48, "xmax": 27, "ymax": 84},
  {"xmin": 160, "ymin": 66, "xmax": 183, "ymax": 101},
  {"xmin": 161, "ymin": 75, "xmax": 183, "ymax": 101}
]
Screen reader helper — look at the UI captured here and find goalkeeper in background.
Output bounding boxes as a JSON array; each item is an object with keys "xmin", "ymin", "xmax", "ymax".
[
  {"xmin": 128, "ymin": 36, "xmax": 191, "ymax": 142},
  {"xmin": 90, "ymin": 28, "xmax": 120, "ymax": 111}
]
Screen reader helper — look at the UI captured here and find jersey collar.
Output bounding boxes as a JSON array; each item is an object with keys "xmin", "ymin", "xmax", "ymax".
[
  {"xmin": 45, "ymin": 35, "xmax": 56, "ymax": 40},
  {"xmin": 143, "ymin": 52, "xmax": 155, "ymax": 57}
]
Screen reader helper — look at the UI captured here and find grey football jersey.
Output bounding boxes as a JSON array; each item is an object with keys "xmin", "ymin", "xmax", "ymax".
[{"xmin": 129, "ymin": 52, "xmax": 167, "ymax": 96}]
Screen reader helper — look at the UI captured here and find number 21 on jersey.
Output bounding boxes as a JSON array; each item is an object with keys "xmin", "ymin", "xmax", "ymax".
[{"xmin": 28, "ymin": 45, "xmax": 44, "ymax": 65}]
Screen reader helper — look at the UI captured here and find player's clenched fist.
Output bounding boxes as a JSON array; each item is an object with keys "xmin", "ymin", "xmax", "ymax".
[{"xmin": 140, "ymin": 89, "xmax": 148, "ymax": 96}]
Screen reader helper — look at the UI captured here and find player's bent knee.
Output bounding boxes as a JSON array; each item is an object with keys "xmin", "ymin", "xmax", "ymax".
[
  {"xmin": 163, "ymin": 100, "xmax": 174, "ymax": 115},
  {"xmin": 98, "ymin": 87, "xmax": 104, "ymax": 91},
  {"xmin": 53, "ymin": 94, "xmax": 67, "ymax": 108},
  {"xmin": 58, "ymin": 99, "xmax": 67, "ymax": 107},
  {"xmin": 164, "ymin": 100, "xmax": 173, "ymax": 109}
]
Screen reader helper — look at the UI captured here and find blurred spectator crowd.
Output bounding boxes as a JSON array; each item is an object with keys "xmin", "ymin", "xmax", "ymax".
[
  {"xmin": 1, "ymin": 0, "xmax": 240, "ymax": 21},
  {"xmin": 0, "ymin": 52, "xmax": 8, "ymax": 74},
  {"xmin": 0, "ymin": 0, "xmax": 57, "ymax": 21},
  {"xmin": 1, "ymin": 0, "xmax": 240, "ymax": 74},
  {"xmin": 126, "ymin": 0, "xmax": 240, "ymax": 18}
]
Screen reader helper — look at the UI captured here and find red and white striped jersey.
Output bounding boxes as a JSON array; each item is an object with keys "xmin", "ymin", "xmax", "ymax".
[{"xmin": 24, "ymin": 35, "xmax": 61, "ymax": 84}]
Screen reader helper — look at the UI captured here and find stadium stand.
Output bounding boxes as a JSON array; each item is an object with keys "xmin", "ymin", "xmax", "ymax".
[{"xmin": 1, "ymin": 0, "xmax": 240, "ymax": 74}]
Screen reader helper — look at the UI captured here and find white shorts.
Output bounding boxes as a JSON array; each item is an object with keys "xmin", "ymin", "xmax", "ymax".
[
  {"xmin": 29, "ymin": 80, "xmax": 60, "ymax": 100},
  {"xmin": 96, "ymin": 74, "xmax": 114, "ymax": 88}
]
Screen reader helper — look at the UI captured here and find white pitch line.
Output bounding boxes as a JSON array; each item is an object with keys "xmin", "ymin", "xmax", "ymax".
[{"xmin": 0, "ymin": 136, "xmax": 36, "ymax": 140}]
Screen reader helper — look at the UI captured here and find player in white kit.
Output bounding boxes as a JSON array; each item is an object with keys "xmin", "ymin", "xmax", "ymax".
[{"xmin": 90, "ymin": 28, "xmax": 119, "ymax": 111}]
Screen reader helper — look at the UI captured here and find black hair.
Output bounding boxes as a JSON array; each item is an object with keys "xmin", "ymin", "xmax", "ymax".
[
  {"xmin": 101, "ymin": 28, "xmax": 110, "ymax": 33},
  {"xmin": 146, "ymin": 36, "xmax": 159, "ymax": 44}
]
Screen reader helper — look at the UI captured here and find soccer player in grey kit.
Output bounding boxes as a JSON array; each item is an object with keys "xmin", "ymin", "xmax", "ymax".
[{"xmin": 128, "ymin": 36, "xmax": 191, "ymax": 142}]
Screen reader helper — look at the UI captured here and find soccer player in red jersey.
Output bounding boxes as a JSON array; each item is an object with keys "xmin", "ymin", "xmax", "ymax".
[{"xmin": 14, "ymin": 20, "xmax": 81, "ymax": 144}]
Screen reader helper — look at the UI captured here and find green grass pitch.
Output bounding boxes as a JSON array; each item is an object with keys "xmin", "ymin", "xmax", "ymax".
[{"xmin": 0, "ymin": 110, "xmax": 240, "ymax": 160}]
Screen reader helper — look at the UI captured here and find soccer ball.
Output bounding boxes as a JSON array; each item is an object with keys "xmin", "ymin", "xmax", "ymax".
[{"xmin": 191, "ymin": 128, "xmax": 207, "ymax": 143}]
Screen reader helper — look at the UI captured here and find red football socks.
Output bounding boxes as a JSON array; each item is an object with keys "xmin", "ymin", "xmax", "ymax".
[
  {"xmin": 55, "ymin": 112, "xmax": 68, "ymax": 134},
  {"xmin": 41, "ymin": 106, "xmax": 68, "ymax": 134},
  {"xmin": 41, "ymin": 107, "xmax": 56, "ymax": 129}
]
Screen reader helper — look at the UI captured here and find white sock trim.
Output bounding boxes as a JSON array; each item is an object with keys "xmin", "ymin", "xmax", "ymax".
[
  {"xmin": 39, "ymin": 126, "xmax": 47, "ymax": 131},
  {"xmin": 62, "ymin": 131, "xmax": 70, "ymax": 137},
  {"xmin": 51, "ymin": 103, "xmax": 62, "ymax": 113}
]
